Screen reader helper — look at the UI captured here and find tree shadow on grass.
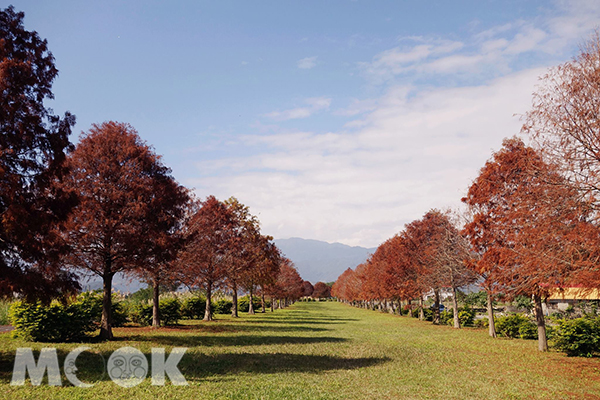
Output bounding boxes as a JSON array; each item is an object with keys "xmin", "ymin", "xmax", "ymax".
[
  {"xmin": 117, "ymin": 322, "xmax": 332, "ymax": 335},
  {"xmin": 243, "ymin": 317, "xmax": 359, "ymax": 325},
  {"xmin": 0, "ymin": 348, "xmax": 389, "ymax": 384},
  {"xmin": 127, "ymin": 334, "xmax": 348, "ymax": 348},
  {"xmin": 181, "ymin": 352, "xmax": 390, "ymax": 380}
]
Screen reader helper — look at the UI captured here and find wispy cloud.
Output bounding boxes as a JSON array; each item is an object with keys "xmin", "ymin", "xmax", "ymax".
[
  {"xmin": 187, "ymin": 0, "xmax": 600, "ymax": 247},
  {"xmin": 264, "ymin": 97, "xmax": 331, "ymax": 121},
  {"xmin": 360, "ymin": 1, "xmax": 600, "ymax": 85},
  {"xmin": 297, "ymin": 56, "xmax": 318, "ymax": 69}
]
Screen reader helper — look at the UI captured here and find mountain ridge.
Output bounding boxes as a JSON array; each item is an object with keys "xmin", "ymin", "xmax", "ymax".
[{"xmin": 274, "ymin": 237, "xmax": 375, "ymax": 284}]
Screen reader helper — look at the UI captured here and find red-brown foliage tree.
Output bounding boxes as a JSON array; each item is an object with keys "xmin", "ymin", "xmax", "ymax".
[
  {"xmin": 301, "ymin": 281, "xmax": 314, "ymax": 297},
  {"xmin": 523, "ymin": 31, "xmax": 600, "ymax": 209},
  {"xmin": 177, "ymin": 196, "xmax": 238, "ymax": 321},
  {"xmin": 312, "ymin": 282, "xmax": 331, "ymax": 299},
  {"xmin": 240, "ymin": 234, "xmax": 281, "ymax": 314},
  {"xmin": 223, "ymin": 197, "xmax": 260, "ymax": 317},
  {"xmin": 0, "ymin": 6, "xmax": 78, "ymax": 301},
  {"xmin": 270, "ymin": 258, "xmax": 303, "ymax": 308},
  {"xmin": 379, "ymin": 233, "xmax": 426, "ymax": 317},
  {"xmin": 462, "ymin": 137, "xmax": 600, "ymax": 351},
  {"xmin": 63, "ymin": 121, "xmax": 177, "ymax": 339},
  {"xmin": 331, "ymin": 268, "xmax": 355, "ymax": 302},
  {"xmin": 135, "ymin": 178, "xmax": 189, "ymax": 328},
  {"xmin": 403, "ymin": 211, "xmax": 447, "ymax": 324}
]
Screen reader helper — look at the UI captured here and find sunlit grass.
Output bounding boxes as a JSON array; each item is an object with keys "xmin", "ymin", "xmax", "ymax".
[
  {"xmin": 0, "ymin": 300, "xmax": 11, "ymax": 325},
  {"xmin": 1, "ymin": 301, "xmax": 599, "ymax": 399}
]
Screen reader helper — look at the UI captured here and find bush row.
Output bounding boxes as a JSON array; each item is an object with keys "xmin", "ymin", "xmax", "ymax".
[
  {"xmin": 9, "ymin": 293, "xmax": 269, "ymax": 341},
  {"xmin": 9, "ymin": 292, "xmax": 127, "ymax": 342}
]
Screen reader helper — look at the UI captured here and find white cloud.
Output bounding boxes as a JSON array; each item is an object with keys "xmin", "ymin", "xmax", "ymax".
[
  {"xmin": 297, "ymin": 56, "xmax": 318, "ymax": 69},
  {"xmin": 361, "ymin": 2, "xmax": 600, "ymax": 84},
  {"xmin": 187, "ymin": 0, "xmax": 600, "ymax": 248},
  {"xmin": 191, "ymin": 68, "xmax": 544, "ymax": 247},
  {"xmin": 264, "ymin": 97, "xmax": 331, "ymax": 121}
]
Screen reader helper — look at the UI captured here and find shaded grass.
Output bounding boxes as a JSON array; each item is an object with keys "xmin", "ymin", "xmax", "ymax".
[{"xmin": 0, "ymin": 301, "xmax": 599, "ymax": 399}]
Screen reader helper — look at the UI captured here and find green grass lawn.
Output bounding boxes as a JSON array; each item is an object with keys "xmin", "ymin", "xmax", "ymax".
[{"xmin": 1, "ymin": 301, "xmax": 599, "ymax": 399}]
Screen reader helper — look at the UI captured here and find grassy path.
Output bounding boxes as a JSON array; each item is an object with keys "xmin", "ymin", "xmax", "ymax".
[{"xmin": 1, "ymin": 301, "xmax": 599, "ymax": 399}]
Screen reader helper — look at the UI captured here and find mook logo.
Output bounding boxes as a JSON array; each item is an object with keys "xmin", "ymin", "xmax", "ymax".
[{"xmin": 11, "ymin": 346, "xmax": 188, "ymax": 387}]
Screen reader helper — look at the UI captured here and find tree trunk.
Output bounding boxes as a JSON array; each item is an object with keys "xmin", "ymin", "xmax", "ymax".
[
  {"xmin": 419, "ymin": 297, "xmax": 424, "ymax": 320},
  {"xmin": 433, "ymin": 289, "xmax": 441, "ymax": 325},
  {"xmin": 231, "ymin": 283, "xmax": 239, "ymax": 318},
  {"xmin": 99, "ymin": 268, "xmax": 114, "ymax": 340},
  {"xmin": 248, "ymin": 286, "xmax": 255, "ymax": 315},
  {"xmin": 279, "ymin": 299, "xmax": 283, "ymax": 309},
  {"xmin": 261, "ymin": 291, "xmax": 266, "ymax": 313},
  {"xmin": 533, "ymin": 294, "xmax": 548, "ymax": 352},
  {"xmin": 270, "ymin": 297, "xmax": 274, "ymax": 312},
  {"xmin": 204, "ymin": 283, "xmax": 213, "ymax": 321},
  {"xmin": 452, "ymin": 286, "xmax": 460, "ymax": 329},
  {"xmin": 487, "ymin": 291, "xmax": 497, "ymax": 338},
  {"xmin": 152, "ymin": 277, "xmax": 161, "ymax": 328}
]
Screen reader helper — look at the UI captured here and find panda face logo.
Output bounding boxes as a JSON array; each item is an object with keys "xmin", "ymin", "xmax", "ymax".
[{"xmin": 107, "ymin": 347, "xmax": 148, "ymax": 387}]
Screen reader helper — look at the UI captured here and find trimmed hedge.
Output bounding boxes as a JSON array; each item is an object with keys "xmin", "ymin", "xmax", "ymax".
[
  {"xmin": 9, "ymin": 292, "xmax": 127, "ymax": 342},
  {"xmin": 553, "ymin": 317, "xmax": 600, "ymax": 357},
  {"xmin": 495, "ymin": 314, "xmax": 537, "ymax": 339},
  {"xmin": 180, "ymin": 296, "xmax": 208, "ymax": 320},
  {"xmin": 214, "ymin": 299, "xmax": 233, "ymax": 314}
]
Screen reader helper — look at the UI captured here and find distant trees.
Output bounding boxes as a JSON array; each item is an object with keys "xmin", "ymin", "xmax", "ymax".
[
  {"xmin": 268, "ymin": 259, "xmax": 303, "ymax": 308},
  {"xmin": 312, "ymin": 282, "xmax": 331, "ymax": 299},
  {"xmin": 176, "ymin": 196, "xmax": 237, "ymax": 321},
  {"xmin": 333, "ymin": 33, "xmax": 600, "ymax": 351},
  {"xmin": 223, "ymin": 197, "xmax": 260, "ymax": 317},
  {"xmin": 0, "ymin": 6, "xmax": 78, "ymax": 301},
  {"xmin": 333, "ymin": 209, "xmax": 475, "ymax": 328},
  {"xmin": 301, "ymin": 281, "xmax": 314, "ymax": 297}
]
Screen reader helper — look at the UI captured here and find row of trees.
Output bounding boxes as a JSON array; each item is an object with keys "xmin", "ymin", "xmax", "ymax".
[
  {"xmin": 333, "ymin": 33, "xmax": 600, "ymax": 352},
  {"xmin": 0, "ymin": 7, "xmax": 307, "ymax": 340}
]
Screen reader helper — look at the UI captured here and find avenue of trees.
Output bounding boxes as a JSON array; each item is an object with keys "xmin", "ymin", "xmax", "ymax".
[
  {"xmin": 333, "ymin": 32, "xmax": 600, "ymax": 352},
  {"xmin": 0, "ymin": 6, "xmax": 306, "ymax": 340}
]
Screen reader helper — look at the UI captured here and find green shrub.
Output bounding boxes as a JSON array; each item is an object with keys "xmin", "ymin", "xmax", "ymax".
[
  {"xmin": 76, "ymin": 291, "xmax": 128, "ymax": 327},
  {"xmin": 411, "ymin": 307, "xmax": 433, "ymax": 321},
  {"xmin": 553, "ymin": 317, "xmax": 600, "ymax": 357},
  {"xmin": 214, "ymin": 299, "xmax": 233, "ymax": 314},
  {"xmin": 159, "ymin": 298, "xmax": 181, "ymax": 325},
  {"xmin": 474, "ymin": 318, "xmax": 489, "ymax": 329},
  {"xmin": 180, "ymin": 296, "xmax": 207, "ymax": 320},
  {"xmin": 495, "ymin": 314, "xmax": 535, "ymax": 339},
  {"xmin": 458, "ymin": 308, "xmax": 475, "ymax": 327},
  {"xmin": 440, "ymin": 310, "xmax": 453, "ymax": 325},
  {"xmin": 238, "ymin": 295, "xmax": 262, "ymax": 313},
  {"xmin": 518, "ymin": 321, "xmax": 538, "ymax": 339},
  {"xmin": 129, "ymin": 303, "xmax": 153, "ymax": 326},
  {"xmin": 8, "ymin": 291, "xmax": 130, "ymax": 342},
  {"xmin": 439, "ymin": 307, "xmax": 475, "ymax": 327},
  {"xmin": 9, "ymin": 295, "xmax": 98, "ymax": 342}
]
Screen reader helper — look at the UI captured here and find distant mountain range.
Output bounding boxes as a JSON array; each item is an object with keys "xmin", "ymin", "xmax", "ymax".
[
  {"xmin": 78, "ymin": 237, "xmax": 374, "ymax": 292},
  {"xmin": 274, "ymin": 237, "xmax": 375, "ymax": 284},
  {"xmin": 79, "ymin": 272, "xmax": 147, "ymax": 294}
]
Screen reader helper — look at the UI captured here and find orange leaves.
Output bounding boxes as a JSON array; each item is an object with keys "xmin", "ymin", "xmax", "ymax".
[{"xmin": 462, "ymin": 137, "xmax": 600, "ymax": 298}]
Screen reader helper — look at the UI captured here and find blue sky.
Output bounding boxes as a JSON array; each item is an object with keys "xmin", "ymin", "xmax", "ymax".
[{"xmin": 11, "ymin": 0, "xmax": 600, "ymax": 247}]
